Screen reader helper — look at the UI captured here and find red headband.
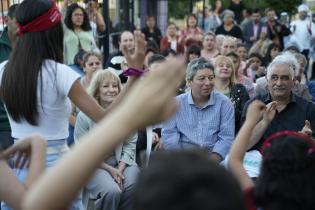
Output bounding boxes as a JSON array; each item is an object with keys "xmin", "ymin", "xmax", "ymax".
[
  {"xmin": 261, "ymin": 130, "xmax": 315, "ymax": 156},
  {"xmin": 16, "ymin": 0, "xmax": 61, "ymax": 36}
]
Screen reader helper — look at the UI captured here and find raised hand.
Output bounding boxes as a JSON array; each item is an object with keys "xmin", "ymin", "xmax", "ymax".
[
  {"xmin": 119, "ymin": 56, "xmax": 185, "ymax": 129},
  {"xmin": 245, "ymin": 100, "xmax": 266, "ymax": 125},
  {"xmin": 300, "ymin": 120, "xmax": 312, "ymax": 137},
  {"xmin": 0, "ymin": 134, "xmax": 46, "ymax": 169},
  {"xmin": 262, "ymin": 101, "xmax": 277, "ymax": 124},
  {"xmin": 121, "ymin": 31, "xmax": 147, "ymax": 69}
]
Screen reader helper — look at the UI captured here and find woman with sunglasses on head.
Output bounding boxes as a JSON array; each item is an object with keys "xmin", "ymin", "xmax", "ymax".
[
  {"xmin": 68, "ymin": 52, "xmax": 103, "ymax": 145},
  {"xmin": 80, "ymin": 52, "xmax": 103, "ymax": 89},
  {"xmin": 0, "ymin": 0, "xmax": 145, "ymax": 209},
  {"xmin": 228, "ymin": 100, "xmax": 315, "ymax": 210}
]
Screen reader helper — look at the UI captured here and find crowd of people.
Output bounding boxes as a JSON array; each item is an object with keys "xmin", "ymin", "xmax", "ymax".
[{"xmin": 0, "ymin": 0, "xmax": 315, "ymax": 210}]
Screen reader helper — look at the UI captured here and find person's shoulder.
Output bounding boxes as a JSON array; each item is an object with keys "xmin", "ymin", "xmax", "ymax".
[
  {"xmin": 213, "ymin": 91, "xmax": 233, "ymax": 105},
  {"xmin": 244, "ymin": 93, "xmax": 267, "ymax": 106},
  {"xmin": 294, "ymin": 93, "xmax": 315, "ymax": 106},
  {"xmin": 233, "ymin": 83, "xmax": 246, "ymax": 90},
  {"xmin": 44, "ymin": 60, "xmax": 72, "ymax": 70},
  {"xmin": 44, "ymin": 60, "xmax": 79, "ymax": 76},
  {"xmin": 0, "ymin": 60, "xmax": 8, "ymax": 70},
  {"xmin": 176, "ymin": 92, "xmax": 189, "ymax": 102},
  {"xmin": 0, "ymin": 60, "xmax": 8, "ymax": 79},
  {"xmin": 213, "ymin": 91, "xmax": 228, "ymax": 100}
]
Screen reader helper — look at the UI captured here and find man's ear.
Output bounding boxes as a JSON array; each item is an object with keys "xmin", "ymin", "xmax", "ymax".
[{"xmin": 186, "ymin": 79, "xmax": 191, "ymax": 88}]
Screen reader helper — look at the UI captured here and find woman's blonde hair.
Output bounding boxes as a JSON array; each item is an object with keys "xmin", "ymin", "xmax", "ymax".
[
  {"xmin": 214, "ymin": 55, "xmax": 236, "ymax": 87},
  {"xmin": 87, "ymin": 70, "xmax": 122, "ymax": 104}
]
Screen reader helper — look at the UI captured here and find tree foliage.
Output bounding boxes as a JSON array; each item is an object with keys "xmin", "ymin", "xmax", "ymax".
[
  {"xmin": 262, "ymin": 0, "xmax": 302, "ymax": 16},
  {"xmin": 168, "ymin": 0, "xmax": 303, "ymax": 19}
]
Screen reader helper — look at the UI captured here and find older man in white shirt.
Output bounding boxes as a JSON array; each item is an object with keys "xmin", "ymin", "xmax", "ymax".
[{"xmin": 290, "ymin": 4, "xmax": 315, "ymax": 60}]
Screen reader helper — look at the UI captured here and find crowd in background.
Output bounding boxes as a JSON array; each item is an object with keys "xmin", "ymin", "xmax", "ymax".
[{"xmin": 0, "ymin": 0, "xmax": 315, "ymax": 210}]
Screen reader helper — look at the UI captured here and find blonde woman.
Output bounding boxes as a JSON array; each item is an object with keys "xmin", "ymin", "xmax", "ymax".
[
  {"xmin": 74, "ymin": 70, "xmax": 139, "ymax": 210},
  {"xmin": 214, "ymin": 55, "xmax": 249, "ymax": 133}
]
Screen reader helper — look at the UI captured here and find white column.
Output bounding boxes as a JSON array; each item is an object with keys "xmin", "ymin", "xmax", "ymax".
[{"xmin": 157, "ymin": 0, "xmax": 168, "ymax": 35}]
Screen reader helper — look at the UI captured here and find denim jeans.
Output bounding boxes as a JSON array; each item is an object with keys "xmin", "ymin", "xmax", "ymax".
[{"xmin": 1, "ymin": 139, "xmax": 84, "ymax": 210}]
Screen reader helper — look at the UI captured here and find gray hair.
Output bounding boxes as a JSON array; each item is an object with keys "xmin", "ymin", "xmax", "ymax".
[
  {"xmin": 222, "ymin": 9, "xmax": 235, "ymax": 19},
  {"xmin": 294, "ymin": 53, "xmax": 307, "ymax": 67},
  {"xmin": 186, "ymin": 57, "xmax": 214, "ymax": 81},
  {"xmin": 266, "ymin": 52, "xmax": 300, "ymax": 80}
]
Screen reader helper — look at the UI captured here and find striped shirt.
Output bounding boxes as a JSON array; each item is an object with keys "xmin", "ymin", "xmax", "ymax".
[{"xmin": 162, "ymin": 90, "xmax": 235, "ymax": 159}]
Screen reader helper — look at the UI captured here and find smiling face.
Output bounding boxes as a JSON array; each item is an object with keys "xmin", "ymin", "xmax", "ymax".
[
  {"xmin": 119, "ymin": 31, "xmax": 135, "ymax": 52},
  {"xmin": 267, "ymin": 64, "xmax": 295, "ymax": 100},
  {"xmin": 267, "ymin": 10, "xmax": 276, "ymax": 22},
  {"xmin": 237, "ymin": 46, "xmax": 247, "ymax": 61},
  {"xmin": 249, "ymin": 56, "xmax": 262, "ymax": 70},
  {"xmin": 98, "ymin": 78, "xmax": 120, "ymax": 105},
  {"xmin": 188, "ymin": 68, "xmax": 215, "ymax": 100},
  {"xmin": 214, "ymin": 58, "xmax": 234, "ymax": 80},
  {"xmin": 187, "ymin": 15, "xmax": 197, "ymax": 28}
]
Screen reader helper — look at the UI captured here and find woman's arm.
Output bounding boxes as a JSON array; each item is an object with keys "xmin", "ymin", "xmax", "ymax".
[
  {"xmin": 94, "ymin": 11, "xmax": 106, "ymax": 32},
  {"xmin": 228, "ymin": 100, "xmax": 266, "ymax": 190},
  {"xmin": 0, "ymin": 135, "xmax": 46, "ymax": 210},
  {"xmin": 69, "ymin": 31, "xmax": 147, "ymax": 123},
  {"xmin": 22, "ymin": 55, "xmax": 185, "ymax": 210}
]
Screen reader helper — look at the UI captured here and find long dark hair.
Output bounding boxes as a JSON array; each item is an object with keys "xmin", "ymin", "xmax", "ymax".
[
  {"xmin": 0, "ymin": 0, "xmax": 63, "ymax": 125},
  {"xmin": 64, "ymin": 3, "xmax": 91, "ymax": 31},
  {"xmin": 254, "ymin": 135, "xmax": 315, "ymax": 210}
]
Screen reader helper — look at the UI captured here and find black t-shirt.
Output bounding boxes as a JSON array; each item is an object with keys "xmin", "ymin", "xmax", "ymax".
[
  {"xmin": 241, "ymin": 93, "xmax": 315, "ymax": 150},
  {"xmin": 215, "ymin": 24, "xmax": 244, "ymax": 41}
]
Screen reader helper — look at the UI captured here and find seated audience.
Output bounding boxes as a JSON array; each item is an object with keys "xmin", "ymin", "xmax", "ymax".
[
  {"xmin": 179, "ymin": 14, "xmax": 204, "ymax": 48},
  {"xmin": 245, "ymin": 52, "xmax": 265, "ymax": 82},
  {"xmin": 226, "ymin": 51, "xmax": 255, "ymax": 98},
  {"xmin": 215, "ymin": 10, "xmax": 243, "ymax": 41},
  {"xmin": 105, "ymin": 31, "xmax": 135, "ymax": 83},
  {"xmin": 214, "ymin": 55, "xmax": 249, "ymax": 133},
  {"xmin": 256, "ymin": 52, "xmax": 313, "ymax": 101},
  {"xmin": 141, "ymin": 15, "xmax": 162, "ymax": 50},
  {"xmin": 229, "ymin": 100, "xmax": 315, "ymax": 210},
  {"xmin": 241, "ymin": 52, "xmax": 315, "ymax": 151},
  {"xmin": 186, "ymin": 44, "xmax": 201, "ymax": 63},
  {"xmin": 162, "ymin": 57, "xmax": 235, "ymax": 163},
  {"xmin": 160, "ymin": 22, "xmax": 184, "ymax": 54},
  {"xmin": 201, "ymin": 31, "xmax": 219, "ymax": 60},
  {"xmin": 74, "ymin": 70, "xmax": 139, "ymax": 210}
]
